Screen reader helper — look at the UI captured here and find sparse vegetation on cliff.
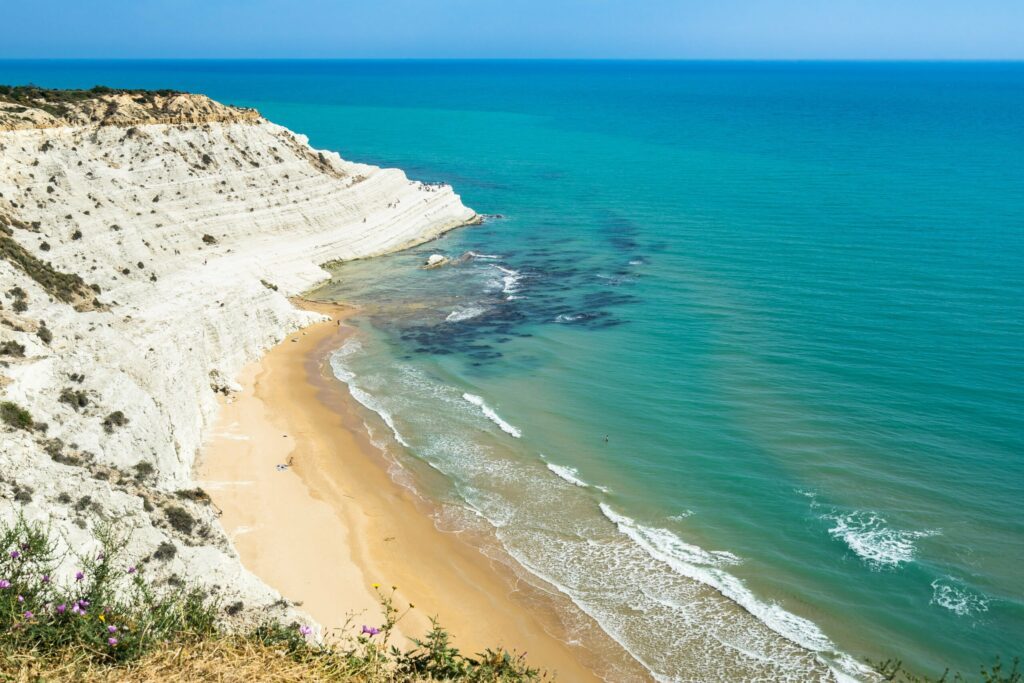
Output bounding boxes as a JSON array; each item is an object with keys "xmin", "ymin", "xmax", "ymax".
[{"xmin": 0, "ymin": 222, "xmax": 102, "ymax": 311}]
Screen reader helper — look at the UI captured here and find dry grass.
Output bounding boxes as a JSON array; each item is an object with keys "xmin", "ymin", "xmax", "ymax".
[{"xmin": 2, "ymin": 636, "xmax": 370, "ymax": 682}]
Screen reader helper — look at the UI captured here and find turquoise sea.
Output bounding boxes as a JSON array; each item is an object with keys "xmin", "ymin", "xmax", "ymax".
[{"xmin": 4, "ymin": 60, "xmax": 1021, "ymax": 680}]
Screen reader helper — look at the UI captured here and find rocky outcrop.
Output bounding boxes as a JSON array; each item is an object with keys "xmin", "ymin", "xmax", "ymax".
[
  {"xmin": 0, "ymin": 89, "xmax": 476, "ymax": 625},
  {"xmin": 0, "ymin": 86, "xmax": 260, "ymax": 131}
]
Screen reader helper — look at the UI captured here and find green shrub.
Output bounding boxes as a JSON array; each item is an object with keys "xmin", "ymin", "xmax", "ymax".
[
  {"xmin": 59, "ymin": 387, "xmax": 89, "ymax": 411},
  {"xmin": 0, "ymin": 516, "xmax": 217, "ymax": 666},
  {"xmin": 152, "ymin": 542, "xmax": 176, "ymax": 562},
  {"xmin": 0, "ymin": 340, "xmax": 25, "ymax": 356},
  {"xmin": 1, "ymin": 401, "xmax": 33, "ymax": 430},
  {"xmin": 133, "ymin": 462, "xmax": 156, "ymax": 481},
  {"xmin": 164, "ymin": 506, "xmax": 195, "ymax": 535},
  {"xmin": 102, "ymin": 411, "xmax": 128, "ymax": 433}
]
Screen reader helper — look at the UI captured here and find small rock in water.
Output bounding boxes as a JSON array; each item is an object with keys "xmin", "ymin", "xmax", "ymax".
[{"xmin": 423, "ymin": 254, "xmax": 448, "ymax": 269}]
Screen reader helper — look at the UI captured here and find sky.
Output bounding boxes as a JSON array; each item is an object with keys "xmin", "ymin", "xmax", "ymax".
[{"xmin": 2, "ymin": 0, "xmax": 1022, "ymax": 60}]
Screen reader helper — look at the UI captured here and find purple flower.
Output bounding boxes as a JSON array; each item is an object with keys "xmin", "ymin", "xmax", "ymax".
[
  {"xmin": 360, "ymin": 625, "xmax": 381, "ymax": 636},
  {"xmin": 299, "ymin": 625, "xmax": 312, "ymax": 637},
  {"xmin": 108, "ymin": 624, "xmax": 118, "ymax": 633},
  {"xmin": 56, "ymin": 604, "xmax": 66, "ymax": 614},
  {"xmin": 41, "ymin": 574, "xmax": 50, "ymax": 584},
  {"xmin": 17, "ymin": 595, "xmax": 24, "ymax": 603},
  {"xmin": 75, "ymin": 571, "xmax": 85, "ymax": 581},
  {"xmin": 108, "ymin": 637, "xmax": 118, "ymax": 647},
  {"xmin": 10, "ymin": 551, "xmax": 20, "ymax": 560},
  {"xmin": 23, "ymin": 611, "xmax": 33, "ymax": 619},
  {"xmin": 127, "ymin": 566, "xmax": 136, "ymax": 574},
  {"xmin": 0, "ymin": 580, "xmax": 9, "ymax": 590},
  {"xmin": 71, "ymin": 605, "xmax": 82, "ymax": 615}
]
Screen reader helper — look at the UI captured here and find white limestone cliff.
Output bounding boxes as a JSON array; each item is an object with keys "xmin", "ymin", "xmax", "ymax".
[{"xmin": 0, "ymin": 90, "xmax": 476, "ymax": 624}]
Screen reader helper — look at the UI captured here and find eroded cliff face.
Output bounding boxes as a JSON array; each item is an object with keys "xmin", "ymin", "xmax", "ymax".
[{"xmin": 0, "ymin": 91, "xmax": 476, "ymax": 622}]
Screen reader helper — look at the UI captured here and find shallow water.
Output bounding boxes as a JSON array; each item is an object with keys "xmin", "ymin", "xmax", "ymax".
[{"xmin": 5, "ymin": 60, "xmax": 1022, "ymax": 680}]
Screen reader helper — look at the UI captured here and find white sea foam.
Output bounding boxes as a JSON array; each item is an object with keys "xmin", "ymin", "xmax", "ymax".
[
  {"xmin": 494, "ymin": 265, "xmax": 522, "ymax": 298},
  {"xmin": 329, "ymin": 340, "xmax": 411, "ymax": 448},
  {"xmin": 461, "ymin": 392, "xmax": 522, "ymax": 438},
  {"xmin": 931, "ymin": 578, "xmax": 990, "ymax": 616},
  {"xmin": 598, "ymin": 502, "xmax": 876, "ymax": 681},
  {"xmin": 445, "ymin": 305, "xmax": 487, "ymax": 322},
  {"xmin": 554, "ymin": 313, "xmax": 584, "ymax": 323},
  {"xmin": 547, "ymin": 463, "xmax": 590, "ymax": 487},
  {"xmin": 467, "ymin": 251, "xmax": 501, "ymax": 260},
  {"xmin": 824, "ymin": 510, "xmax": 938, "ymax": 569}
]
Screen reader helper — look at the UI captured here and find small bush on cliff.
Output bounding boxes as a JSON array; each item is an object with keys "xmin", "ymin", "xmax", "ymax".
[
  {"xmin": 102, "ymin": 410, "xmax": 128, "ymax": 433},
  {"xmin": 1, "ymin": 401, "xmax": 33, "ymax": 430},
  {"xmin": 0, "ymin": 340, "xmax": 25, "ymax": 356},
  {"xmin": 59, "ymin": 387, "xmax": 89, "ymax": 411},
  {"xmin": 164, "ymin": 506, "xmax": 196, "ymax": 535}
]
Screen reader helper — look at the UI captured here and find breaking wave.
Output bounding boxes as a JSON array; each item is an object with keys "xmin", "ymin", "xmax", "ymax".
[
  {"xmin": 546, "ymin": 463, "xmax": 590, "ymax": 487},
  {"xmin": 931, "ymin": 578, "xmax": 990, "ymax": 617},
  {"xmin": 461, "ymin": 393, "xmax": 522, "ymax": 438},
  {"xmin": 824, "ymin": 510, "xmax": 938, "ymax": 569},
  {"xmin": 329, "ymin": 339, "xmax": 410, "ymax": 447},
  {"xmin": 599, "ymin": 504, "xmax": 874, "ymax": 680}
]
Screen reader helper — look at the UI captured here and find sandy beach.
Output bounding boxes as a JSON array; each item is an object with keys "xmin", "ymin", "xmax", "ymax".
[{"xmin": 196, "ymin": 300, "xmax": 615, "ymax": 681}]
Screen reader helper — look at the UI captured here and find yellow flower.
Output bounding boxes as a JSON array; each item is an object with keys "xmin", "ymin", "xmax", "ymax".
[
  {"xmin": 98, "ymin": 614, "xmax": 105, "ymax": 623},
  {"xmin": 371, "ymin": 583, "xmax": 380, "ymax": 589}
]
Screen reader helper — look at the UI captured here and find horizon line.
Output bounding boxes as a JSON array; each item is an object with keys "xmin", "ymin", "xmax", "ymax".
[{"xmin": 1, "ymin": 57, "xmax": 1022, "ymax": 63}]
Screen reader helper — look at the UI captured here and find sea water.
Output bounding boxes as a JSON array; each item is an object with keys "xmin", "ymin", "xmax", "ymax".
[{"xmin": 5, "ymin": 60, "xmax": 1021, "ymax": 680}]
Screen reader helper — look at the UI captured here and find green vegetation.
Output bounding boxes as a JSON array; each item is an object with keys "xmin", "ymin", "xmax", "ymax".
[
  {"xmin": 59, "ymin": 387, "xmax": 90, "ymax": 411},
  {"xmin": 1, "ymin": 401, "xmax": 33, "ymax": 430},
  {"xmin": 0, "ymin": 84, "xmax": 183, "ymax": 119},
  {"xmin": 164, "ymin": 506, "xmax": 196, "ymax": 535},
  {"xmin": 875, "ymin": 658, "xmax": 1020, "ymax": 683},
  {"xmin": 36, "ymin": 324, "xmax": 53, "ymax": 344},
  {"xmin": 0, "ymin": 340, "xmax": 25, "ymax": 357},
  {"xmin": 102, "ymin": 410, "xmax": 128, "ymax": 433},
  {"xmin": 0, "ymin": 223, "xmax": 101, "ymax": 311},
  {"xmin": 0, "ymin": 518, "xmax": 542, "ymax": 681}
]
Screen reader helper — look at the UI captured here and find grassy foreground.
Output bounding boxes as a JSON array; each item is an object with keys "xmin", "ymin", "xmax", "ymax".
[{"xmin": 0, "ymin": 517, "xmax": 543, "ymax": 681}]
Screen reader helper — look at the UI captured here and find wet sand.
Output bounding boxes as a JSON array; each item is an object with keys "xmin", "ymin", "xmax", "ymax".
[{"xmin": 196, "ymin": 300, "xmax": 610, "ymax": 681}]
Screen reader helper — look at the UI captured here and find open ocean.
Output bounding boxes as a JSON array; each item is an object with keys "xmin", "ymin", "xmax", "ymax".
[{"xmin": 5, "ymin": 60, "xmax": 1021, "ymax": 680}]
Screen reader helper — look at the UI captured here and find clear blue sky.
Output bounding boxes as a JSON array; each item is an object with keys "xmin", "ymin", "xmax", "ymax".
[{"xmin": 3, "ymin": 0, "xmax": 1022, "ymax": 60}]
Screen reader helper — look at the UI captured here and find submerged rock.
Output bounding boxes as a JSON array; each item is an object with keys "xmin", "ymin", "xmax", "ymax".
[{"xmin": 424, "ymin": 254, "xmax": 449, "ymax": 269}]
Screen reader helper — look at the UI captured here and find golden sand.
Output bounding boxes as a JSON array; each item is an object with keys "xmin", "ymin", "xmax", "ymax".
[{"xmin": 196, "ymin": 301, "xmax": 605, "ymax": 680}]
